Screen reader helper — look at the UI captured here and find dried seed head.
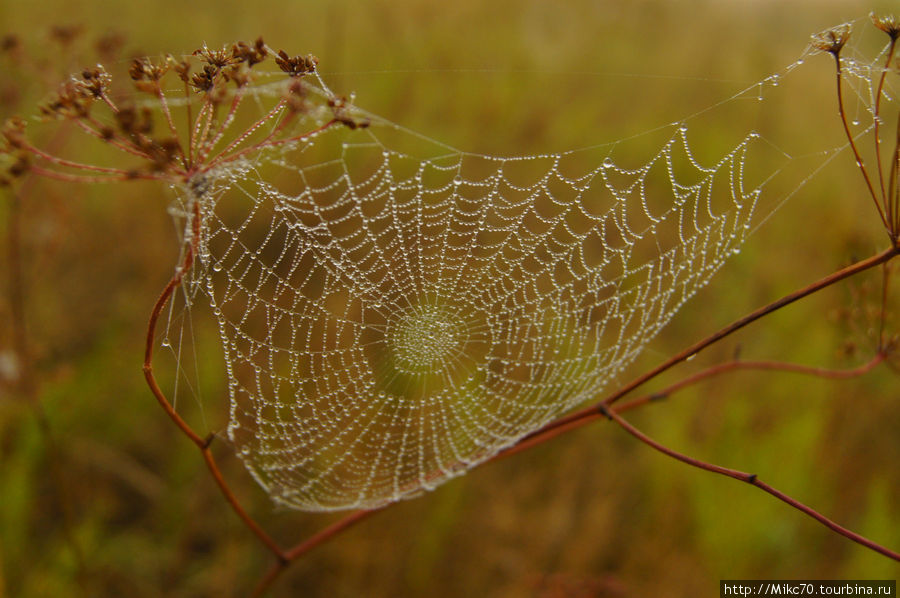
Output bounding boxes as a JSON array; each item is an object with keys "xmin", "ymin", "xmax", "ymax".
[
  {"xmin": 146, "ymin": 137, "xmax": 181, "ymax": 171},
  {"xmin": 1, "ymin": 117, "xmax": 26, "ymax": 149},
  {"xmin": 232, "ymin": 37, "xmax": 268, "ymax": 66},
  {"xmin": 171, "ymin": 56, "xmax": 191, "ymax": 83},
  {"xmin": 129, "ymin": 57, "xmax": 168, "ymax": 83},
  {"xmin": 275, "ymin": 51, "xmax": 317, "ymax": 77},
  {"xmin": 76, "ymin": 65, "xmax": 112, "ymax": 98},
  {"xmin": 224, "ymin": 64, "xmax": 252, "ymax": 88},
  {"xmin": 40, "ymin": 81, "xmax": 91, "ymax": 119},
  {"xmin": 115, "ymin": 105, "xmax": 153, "ymax": 136},
  {"xmin": 194, "ymin": 44, "xmax": 239, "ymax": 69},
  {"xmin": 810, "ymin": 23, "xmax": 851, "ymax": 55},
  {"xmin": 190, "ymin": 64, "xmax": 218, "ymax": 92},
  {"xmin": 871, "ymin": 12, "xmax": 900, "ymax": 41},
  {"xmin": 285, "ymin": 79, "xmax": 310, "ymax": 113},
  {"xmin": 328, "ymin": 95, "xmax": 369, "ymax": 130},
  {"xmin": 49, "ymin": 24, "xmax": 83, "ymax": 47}
]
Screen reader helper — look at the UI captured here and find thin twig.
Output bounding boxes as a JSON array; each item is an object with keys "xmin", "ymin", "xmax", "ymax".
[
  {"xmin": 872, "ymin": 38, "xmax": 896, "ymax": 203},
  {"xmin": 600, "ymin": 405, "xmax": 900, "ymax": 562},
  {"xmin": 501, "ymin": 352, "xmax": 885, "ymax": 460},
  {"xmin": 252, "ymin": 509, "xmax": 380, "ymax": 598},
  {"xmin": 141, "ymin": 198, "xmax": 286, "ymax": 560},
  {"xmin": 833, "ymin": 53, "xmax": 890, "ymax": 230}
]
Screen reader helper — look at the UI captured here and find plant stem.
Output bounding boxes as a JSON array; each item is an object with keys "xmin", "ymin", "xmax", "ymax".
[{"xmin": 600, "ymin": 405, "xmax": 900, "ymax": 562}]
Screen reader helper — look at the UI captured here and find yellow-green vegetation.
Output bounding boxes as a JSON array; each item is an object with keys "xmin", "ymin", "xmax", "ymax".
[{"xmin": 1, "ymin": 0, "xmax": 898, "ymax": 596}]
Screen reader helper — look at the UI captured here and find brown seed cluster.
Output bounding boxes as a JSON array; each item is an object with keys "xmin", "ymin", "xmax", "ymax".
[
  {"xmin": 809, "ymin": 23, "xmax": 851, "ymax": 55},
  {"xmin": 1, "ymin": 34, "xmax": 368, "ymax": 186}
]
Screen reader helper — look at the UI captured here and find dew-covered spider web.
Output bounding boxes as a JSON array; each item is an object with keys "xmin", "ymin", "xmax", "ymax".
[{"xmin": 160, "ymin": 21, "xmax": 895, "ymax": 512}]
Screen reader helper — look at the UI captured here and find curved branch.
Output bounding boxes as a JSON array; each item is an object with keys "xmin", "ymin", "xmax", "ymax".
[{"xmin": 600, "ymin": 405, "xmax": 900, "ymax": 562}]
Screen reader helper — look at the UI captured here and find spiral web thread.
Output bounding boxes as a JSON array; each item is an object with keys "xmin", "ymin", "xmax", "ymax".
[{"xmin": 164, "ymin": 70, "xmax": 765, "ymax": 513}]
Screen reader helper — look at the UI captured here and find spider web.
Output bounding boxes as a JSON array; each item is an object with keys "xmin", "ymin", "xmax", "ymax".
[
  {"xmin": 160, "ymin": 22, "xmax": 890, "ymax": 511},
  {"xmin": 164, "ymin": 78, "xmax": 763, "ymax": 512}
]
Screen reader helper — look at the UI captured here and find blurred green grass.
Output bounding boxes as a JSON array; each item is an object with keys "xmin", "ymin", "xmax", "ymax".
[{"xmin": 1, "ymin": 0, "xmax": 899, "ymax": 596}]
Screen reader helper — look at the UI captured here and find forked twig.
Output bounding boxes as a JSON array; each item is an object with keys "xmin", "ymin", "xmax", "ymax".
[{"xmin": 597, "ymin": 404, "xmax": 900, "ymax": 562}]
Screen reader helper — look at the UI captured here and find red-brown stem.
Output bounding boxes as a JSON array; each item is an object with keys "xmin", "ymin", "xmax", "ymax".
[
  {"xmin": 184, "ymin": 81, "xmax": 195, "ymax": 167},
  {"xmin": 501, "ymin": 353, "xmax": 885, "ymax": 460},
  {"xmin": 199, "ymin": 88, "xmax": 246, "ymax": 163},
  {"xmin": 601, "ymin": 405, "xmax": 900, "ymax": 562},
  {"xmin": 201, "ymin": 443, "xmax": 287, "ymax": 558},
  {"xmin": 252, "ymin": 509, "xmax": 380, "ymax": 598},
  {"xmin": 142, "ymin": 200, "xmax": 205, "ymax": 447},
  {"xmin": 205, "ymin": 98, "xmax": 287, "ymax": 166},
  {"xmin": 893, "ymin": 116, "xmax": 900, "ymax": 237},
  {"xmin": 598, "ymin": 246, "xmax": 899, "ymax": 410},
  {"xmin": 833, "ymin": 53, "xmax": 890, "ymax": 230},
  {"xmin": 21, "ymin": 140, "xmax": 138, "ymax": 176},
  {"xmin": 190, "ymin": 100, "xmax": 212, "ymax": 161},
  {"xmin": 210, "ymin": 118, "xmax": 338, "ymax": 171},
  {"xmin": 98, "ymin": 92, "xmax": 119, "ymax": 114},
  {"xmin": 27, "ymin": 165, "xmax": 152, "ymax": 184},
  {"xmin": 198, "ymin": 101, "xmax": 218, "ymax": 158},
  {"xmin": 141, "ymin": 198, "xmax": 288, "ymax": 560},
  {"xmin": 496, "ymin": 247, "xmax": 898, "ymax": 461},
  {"xmin": 873, "ymin": 39, "xmax": 896, "ymax": 203},
  {"xmin": 77, "ymin": 118, "xmax": 150, "ymax": 160},
  {"xmin": 156, "ymin": 85, "xmax": 185, "ymax": 162}
]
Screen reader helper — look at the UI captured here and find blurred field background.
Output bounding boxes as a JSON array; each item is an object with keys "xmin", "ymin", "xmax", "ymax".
[{"xmin": 1, "ymin": 0, "xmax": 899, "ymax": 596}]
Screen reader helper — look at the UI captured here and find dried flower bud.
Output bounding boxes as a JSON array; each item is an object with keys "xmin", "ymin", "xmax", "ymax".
[
  {"xmin": 871, "ymin": 13, "xmax": 900, "ymax": 41},
  {"xmin": 190, "ymin": 64, "xmax": 218, "ymax": 92},
  {"xmin": 275, "ymin": 51, "xmax": 317, "ymax": 77},
  {"xmin": 7, "ymin": 152, "xmax": 30, "ymax": 177},
  {"xmin": 40, "ymin": 81, "xmax": 91, "ymax": 119},
  {"xmin": 193, "ymin": 44, "xmax": 238, "ymax": 69},
  {"xmin": 129, "ymin": 57, "xmax": 168, "ymax": 82},
  {"xmin": 285, "ymin": 79, "xmax": 310, "ymax": 113},
  {"xmin": 2, "ymin": 117, "xmax": 27, "ymax": 149},
  {"xmin": 49, "ymin": 24, "xmax": 83, "ymax": 47},
  {"xmin": 77, "ymin": 65, "xmax": 112, "ymax": 98},
  {"xmin": 810, "ymin": 24, "xmax": 851, "ymax": 55},
  {"xmin": 328, "ymin": 96, "xmax": 369, "ymax": 130},
  {"xmin": 146, "ymin": 137, "xmax": 182, "ymax": 171},
  {"xmin": 115, "ymin": 105, "xmax": 153, "ymax": 136},
  {"xmin": 224, "ymin": 65, "xmax": 252, "ymax": 88},
  {"xmin": 171, "ymin": 56, "xmax": 191, "ymax": 83},
  {"xmin": 232, "ymin": 37, "xmax": 267, "ymax": 66}
]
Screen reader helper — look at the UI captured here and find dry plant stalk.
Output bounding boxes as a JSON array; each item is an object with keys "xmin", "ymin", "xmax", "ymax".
[{"xmin": 1, "ymin": 17, "xmax": 899, "ymax": 596}]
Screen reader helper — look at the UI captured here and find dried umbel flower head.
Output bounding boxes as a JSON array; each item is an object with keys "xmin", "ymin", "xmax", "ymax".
[
  {"xmin": 274, "ymin": 51, "xmax": 318, "ymax": 77},
  {"xmin": 76, "ymin": 66, "xmax": 112, "ymax": 99},
  {"xmin": 0, "ymin": 39, "xmax": 364, "ymax": 186},
  {"xmin": 810, "ymin": 23, "xmax": 851, "ymax": 55},
  {"xmin": 871, "ymin": 12, "xmax": 900, "ymax": 41}
]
